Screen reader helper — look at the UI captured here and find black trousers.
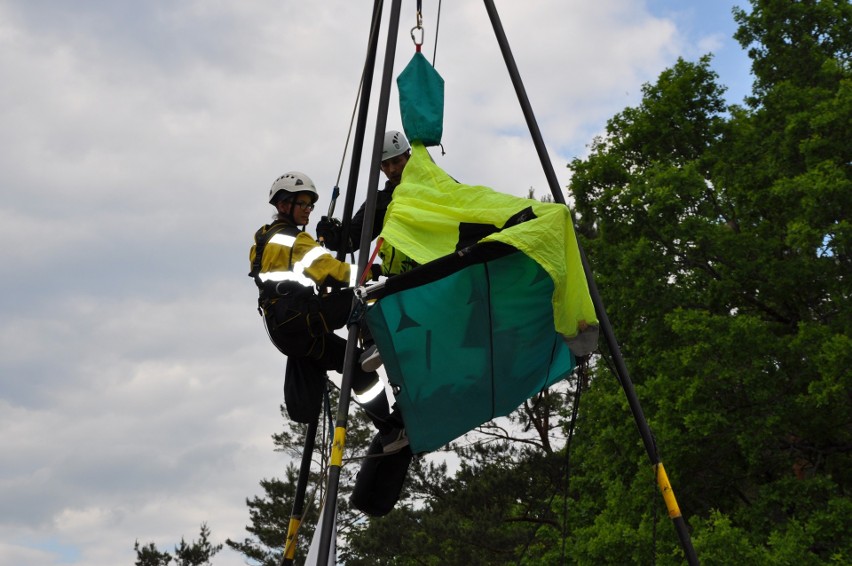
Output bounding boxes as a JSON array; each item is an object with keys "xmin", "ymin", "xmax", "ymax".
[{"xmin": 266, "ymin": 289, "xmax": 396, "ymax": 431}]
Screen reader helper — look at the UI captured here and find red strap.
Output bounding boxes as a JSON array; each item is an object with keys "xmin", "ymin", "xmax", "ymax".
[{"xmin": 359, "ymin": 237, "xmax": 384, "ymax": 285}]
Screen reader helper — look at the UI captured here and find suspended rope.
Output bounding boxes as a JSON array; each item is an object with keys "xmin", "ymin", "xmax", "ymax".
[
  {"xmin": 330, "ymin": 7, "xmax": 384, "ymax": 219},
  {"xmin": 329, "ymin": 81, "xmax": 361, "ymax": 218},
  {"xmin": 432, "ymin": 0, "xmax": 442, "ymax": 66},
  {"xmin": 560, "ymin": 357, "xmax": 588, "ymax": 564}
]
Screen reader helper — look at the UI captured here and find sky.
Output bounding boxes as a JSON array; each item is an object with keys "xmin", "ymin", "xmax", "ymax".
[{"xmin": 0, "ymin": 1, "xmax": 753, "ymax": 564}]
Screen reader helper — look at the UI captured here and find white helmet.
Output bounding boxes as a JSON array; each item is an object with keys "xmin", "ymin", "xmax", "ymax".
[
  {"xmin": 268, "ymin": 171, "xmax": 319, "ymax": 204},
  {"xmin": 382, "ymin": 130, "xmax": 410, "ymax": 161}
]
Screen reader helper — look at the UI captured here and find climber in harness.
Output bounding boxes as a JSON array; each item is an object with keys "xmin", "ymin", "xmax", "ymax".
[
  {"xmin": 316, "ymin": 130, "xmax": 420, "ymax": 277},
  {"xmin": 249, "ymin": 171, "xmax": 407, "ymax": 453}
]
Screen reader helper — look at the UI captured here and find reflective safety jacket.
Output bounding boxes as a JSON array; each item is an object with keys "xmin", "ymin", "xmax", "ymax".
[{"xmin": 249, "ymin": 222, "xmax": 357, "ymax": 304}]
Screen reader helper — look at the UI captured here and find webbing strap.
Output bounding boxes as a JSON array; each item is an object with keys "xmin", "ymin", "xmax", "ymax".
[{"xmin": 249, "ymin": 222, "xmax": 301, "ymax": 286}]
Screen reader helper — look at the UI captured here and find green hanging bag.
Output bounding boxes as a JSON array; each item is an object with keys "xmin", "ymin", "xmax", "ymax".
[{"xmin": 397, "ymin": 52, "xmax": 444, "ymax": 146}]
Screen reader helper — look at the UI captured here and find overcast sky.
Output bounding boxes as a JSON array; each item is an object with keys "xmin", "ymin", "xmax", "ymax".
[{"xmin": 0, "ymin": 1, "xmax": 752, "ymax": 564}]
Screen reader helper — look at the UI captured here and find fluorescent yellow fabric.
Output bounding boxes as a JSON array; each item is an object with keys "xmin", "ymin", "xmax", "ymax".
[
  {"xmin": 379, "ymin": 142, "xmax": 597, "ymax": 338},
  {"xmin": 378, "ymin": 239, "xmax": 418, "ymax": 276}
]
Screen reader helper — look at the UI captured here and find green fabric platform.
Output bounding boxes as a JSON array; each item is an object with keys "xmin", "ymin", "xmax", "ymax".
[{"xmin": 366, "ymin": 251, "xmax": 574, "ymax": 454}]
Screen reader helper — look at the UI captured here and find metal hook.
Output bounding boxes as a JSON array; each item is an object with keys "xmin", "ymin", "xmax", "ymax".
[
  {"xmin": 411, "ymin": 7, "xmax": 424, "ymax": 48},
  {"xmin": 410, "ymin": 25, "xmax": 424, "ymax": 48}
]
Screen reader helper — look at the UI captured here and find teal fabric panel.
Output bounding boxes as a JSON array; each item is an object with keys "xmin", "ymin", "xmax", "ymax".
[
  {"xmin": 366, "ymin": 252, "xmax": 574, "ymax": 453},
  {"xmin": 397, "ymin": 52, "xmax": 444, "ymax": 146}
]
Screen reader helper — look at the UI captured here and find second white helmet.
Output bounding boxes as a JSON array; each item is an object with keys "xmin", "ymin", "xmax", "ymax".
[
  {"xmin": 382, "ymin": 130, "xmax": 410, "ymax": 161},
  {"xmin": 268, "ymin": 171, "xmax": 319, "ymax": 204}
]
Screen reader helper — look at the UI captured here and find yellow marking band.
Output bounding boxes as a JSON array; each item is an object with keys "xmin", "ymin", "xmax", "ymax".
[
  {"xmin": 284, "ymin": 517, "xmax": 301, "ymax": 559},
  {"xmin": 655, "ymin": 463, "xmax": 682, "ymax": 518},
  {"xmin": 331, "ymin": 427, "xmax": 346, "ymax": 467}
]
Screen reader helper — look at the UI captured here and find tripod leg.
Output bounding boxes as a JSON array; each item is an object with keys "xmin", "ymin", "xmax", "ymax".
[{"xmin": 280, "ymin": 413, "xmax": 319, "ymax": 566}]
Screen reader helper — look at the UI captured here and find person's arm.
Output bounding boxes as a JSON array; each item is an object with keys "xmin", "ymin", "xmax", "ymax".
[
  {"xmin": 292, "ymin": 232, "xmax": 356, "ymax": 288},
  {"xmin": 317, "ymin": 185, "xmax": 394, "ymax": 252}
]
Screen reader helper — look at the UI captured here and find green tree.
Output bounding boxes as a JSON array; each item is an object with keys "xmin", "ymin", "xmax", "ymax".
[
  {"xmin": 226, "ymin": 396, "xmax": 398, "ymax": 565},
  {"xmin": 229, "ymin": 378, "xmax": 583, "ymax": 565},
  {"xmin": 341, "ymin": 381, "xmax": 585, "ymax": 565},
  {"xmin": 134, "ymin": 523, "xmax": 222, "ymax": 566},
  {"xmin": 566, "ymin": 0, "xmax": 850, "ymax": 563},
  {"xmin": 134, "ymin": 541, "xmax": 172, "ymax": 566}
]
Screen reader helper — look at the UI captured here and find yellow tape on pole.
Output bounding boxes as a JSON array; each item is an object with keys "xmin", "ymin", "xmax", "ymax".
[
  {"xmin": 284, "ymin": 517, "xmax": 301, "ymax": 560},
  {"xmin": 655, "ymin": 462, "xmax": 682, "ymax": 519},
  {"xmin": 331, "ymin": 427, "xmax": 346, "ymax": 467}
]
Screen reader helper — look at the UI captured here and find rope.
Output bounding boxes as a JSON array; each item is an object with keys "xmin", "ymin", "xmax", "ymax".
[
  {"xmin": 333, "ymin": 78, "xmax": 361, "ymax": 194},
  {"xmin": 559, "ymin": 357, "xmax": 587, "ymax": 564},
  {"xmin": 331, "ymin": 2, "xmax": 385, "ymax": 214},
  {"xmin": 432, "ymin": 0, "xmax": 442, "ymax": 66},
  {"xmin": 598, "ymin": 350, "xmax": 663, "ymax": 564}
]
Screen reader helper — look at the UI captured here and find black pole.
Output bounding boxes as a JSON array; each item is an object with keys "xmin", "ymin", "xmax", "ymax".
[
  {"xmin": 316, "ymin": 1, "xmax": 403, "ymax": 563},
  {"xmin": 335, "ymin": 0, "xmax": 385, "ymax": 263},
  {"xmin": 482, "ymin": 1, "xmax": 699, "ymax": 564},
  {"xmin": 281, "ymin": 2, "xmax": 384, "ymax": 563},
  {"xmin": 279, "ymin": 414, "xmax": 319, "ymax": 566}
]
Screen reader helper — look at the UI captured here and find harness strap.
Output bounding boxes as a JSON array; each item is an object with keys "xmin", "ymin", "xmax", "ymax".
[
  {"xmin": 249, "ymin": 222, "xmax": 301, "ymax": 283},
  {"xmin": 250, "ymin": 222, "xmax": 308, "ymax": 314}
]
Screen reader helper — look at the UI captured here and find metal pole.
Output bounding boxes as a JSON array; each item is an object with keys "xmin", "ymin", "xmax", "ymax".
[
  {"xmin": 283, "ymin": 2, "xmax": 383, "ymax": 563},
  {"xmin": 280, "ymin": 415, "xmax": 319, "ymax": 566},
  {"xmin": 316, "ymin": 1, "xmax": 403, "ymax": 563},
  {"xmin": 482, "ymin": 1, "xmax": 699, "ymax": 563},
  {"xmin": 335, "ymin": 0, "xmax": 384, "ymax": 263}
]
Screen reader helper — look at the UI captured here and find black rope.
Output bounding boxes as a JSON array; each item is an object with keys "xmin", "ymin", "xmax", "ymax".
[
  {"xmin": 559, "ymin": 357, "xmax": 587, "ymax": 564},
  {"xmin": 432, "ymin": 0, "xmax": 442, "ymax": 66},
  {"xmin": 598, "ymin": 349, "xmax": 663, "ymax": 564},
  {"xmin": 509, "ymin": 351, "xmax": 588, "ymax": 565},
  {"xmin": 333, "ymin": 1, "xmax": 384, "ymax": 192}
]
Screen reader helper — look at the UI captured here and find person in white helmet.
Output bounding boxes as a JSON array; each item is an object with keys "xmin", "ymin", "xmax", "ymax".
[
  {"xmin": 249, "ymin": 171, "xmax": 407, "ymax": 453},
  {"xmin": 316, "ymin": 130, "xmax": 419, "ymax": 276}
]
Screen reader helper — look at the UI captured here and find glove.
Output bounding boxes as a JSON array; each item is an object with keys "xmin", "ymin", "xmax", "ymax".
[
  {"xmin": 370, "ymin": 264, "xmax": 383, "ymax": 281},
  {"xmin": 315, "ymin": 216, "xmax": 342, "ymax": 250}
]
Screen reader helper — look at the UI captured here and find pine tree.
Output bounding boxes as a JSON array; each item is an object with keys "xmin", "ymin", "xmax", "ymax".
[{"xmin": 134, "ymin": 523, "xmax": 222, "ymax": 566}]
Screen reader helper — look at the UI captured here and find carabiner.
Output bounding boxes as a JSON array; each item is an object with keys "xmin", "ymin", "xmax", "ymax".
[
  {"xmin": 410, "ymin": 25, "xmax": 424, "ymax": 50},
  {"xmin": 411, "ymin": 7, "xmax": 424, "ymax": 51}
]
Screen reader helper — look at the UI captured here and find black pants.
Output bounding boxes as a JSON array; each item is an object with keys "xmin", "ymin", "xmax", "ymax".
[{"xmin": 267, "ymin": 289, "xmax": 397, "ymax": 431}]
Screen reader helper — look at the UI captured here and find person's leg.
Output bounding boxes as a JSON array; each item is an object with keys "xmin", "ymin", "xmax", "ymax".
[
  {"xmin": 316, "ymin": 290, "xmax": 381, "ymax": 372},
  {"xmin": 312, "ymin": 332, "xmax": 396, "ymax": 432},
  {"xmin": 315, "ymin": 288, "xmax": 354, "ymax": 331}
]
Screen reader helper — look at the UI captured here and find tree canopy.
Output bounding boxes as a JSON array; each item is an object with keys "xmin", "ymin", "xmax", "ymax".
[{"xmin": 134, "ymin": 523, "xmax": 222, "ymax": 566}]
